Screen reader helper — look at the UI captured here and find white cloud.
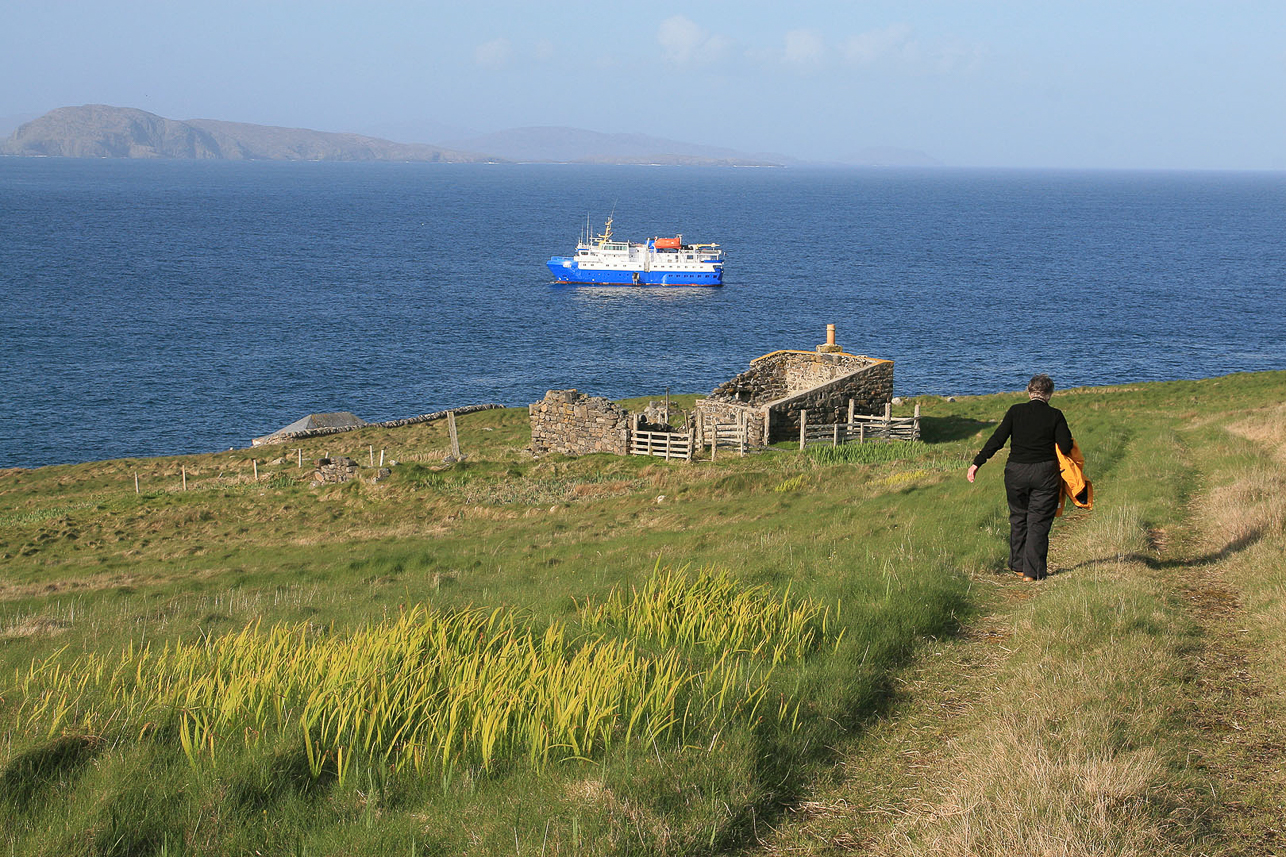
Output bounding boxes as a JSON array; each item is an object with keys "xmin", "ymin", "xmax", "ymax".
[
  {"xmin": 532, "ymin": 39, "xmax": 555, "ymax": 62},
  {"xmin": 841, "ymin": 24, "xmax": 986, "ymax": 75},
  {"xmin": 657, "ymin": 15, "xmax": 730, "ymax": 67},
  {"xmin": 783, "ymin": 29, "xmax": 826, "ymax": 68},
  {"xmin": 474, "ymin": 38, "xmax": 513, "ymax": 69},
  {"xmin": 843, "ymin": 24, "xmax": 913, "ymax": 65}
]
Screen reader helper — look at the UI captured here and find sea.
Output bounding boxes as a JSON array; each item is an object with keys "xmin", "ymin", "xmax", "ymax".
[{"xmin": 2, "ymin": 159, "xmax": 1284, "ymax": 469}]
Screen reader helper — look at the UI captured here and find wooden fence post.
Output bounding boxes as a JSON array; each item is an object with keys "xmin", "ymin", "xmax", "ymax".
[
  {"xmin": 135, "ymin": 472, "xmax": 139, "ymax": 494},
  {"xmin": 297, "ymin": 448, "xmax": 302, "ymax": 468},
  {"xmin": 739, "ymin": 412, "xmax": 747, "ymax": 457},
  {"xmin": 833, "ymin": 424, "xmax": 840, "ymax": 447},
  {"xmin": 253, "ymin": 460, "xmax": 258, "ymax": 481},
  {"xmin": 799, "ymin": 410, "xmax": 808, "ymax": 450},
  {"xmin": 914, "ymin": 403, "xmax": 921, "ymax": 441},
  {"xmin": 182, "ymin": 466, "xmax": 187, "ymax": 491},
  {"xmin": 848, "ymin": 399, "xmax": 856, "ymax": 426},
  {"xmin": 859, "ymin": 424, "xmax": 866, "ymax": 444},
  {"xmin": 447, "ymin": 411, "xmax": 461, "ymax": 459}
]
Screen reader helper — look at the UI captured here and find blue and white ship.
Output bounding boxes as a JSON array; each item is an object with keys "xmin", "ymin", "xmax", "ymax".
[{"xmin": 547, "ymin": 217, "xmax": 724, "ymax": 286}]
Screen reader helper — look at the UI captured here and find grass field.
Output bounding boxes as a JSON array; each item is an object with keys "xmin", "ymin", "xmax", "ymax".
[{"xmin": 2, "ymin": 373, "xmax": 1284, "ymax": 855}]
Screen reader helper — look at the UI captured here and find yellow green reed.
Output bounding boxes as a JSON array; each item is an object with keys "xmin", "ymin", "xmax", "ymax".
[
  {"xmin": 15, "ymin": 568, "xmax": 838, "ymax": 786},
  {"xmin": 576, "ymin": 565, "xmax": 841, "ymax": 663}
]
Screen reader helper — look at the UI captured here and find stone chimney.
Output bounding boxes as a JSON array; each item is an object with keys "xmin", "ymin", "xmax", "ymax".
[{"xmin": 816, "ymin": 323, "xmax": 843, "ymax": 353}]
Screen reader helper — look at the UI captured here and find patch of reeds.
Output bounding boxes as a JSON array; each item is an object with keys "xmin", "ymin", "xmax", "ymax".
[
  {"xmin": 577, "ymin": 566, "xmax": 839, "ymax": 664},
  {"xmin": 15, "ymin": 569, "xmax": 834, "ymax": 788}
]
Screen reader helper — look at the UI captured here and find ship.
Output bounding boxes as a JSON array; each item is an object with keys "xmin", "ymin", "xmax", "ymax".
[{"xmin": 547, "ymin": 216, "xmax": 724, "ymax": 286}]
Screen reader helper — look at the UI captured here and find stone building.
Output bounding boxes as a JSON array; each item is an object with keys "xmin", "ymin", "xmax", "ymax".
[
  {"xmin": 528, "ymin": 326, "xmax": 893, "ymax": 457},
  {"xmin": 695, "ymin": 325, "xmax": 893, "ymax": 446}
]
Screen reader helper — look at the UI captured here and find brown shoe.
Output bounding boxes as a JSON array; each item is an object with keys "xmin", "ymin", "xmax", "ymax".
[{"xmin": 1022, "ymin": 575, "xmax": 1040, "ymax": 582}]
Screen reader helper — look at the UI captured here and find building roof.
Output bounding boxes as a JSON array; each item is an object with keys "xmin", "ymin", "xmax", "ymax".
[{"xmin": 252, "ymin": 412, "xmax": 368, "ymax": 446}]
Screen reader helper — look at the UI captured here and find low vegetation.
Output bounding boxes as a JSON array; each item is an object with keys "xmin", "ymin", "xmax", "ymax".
[{"xmin": 1, "ymin": 374, "xmax": 1284, "ymax": 855}]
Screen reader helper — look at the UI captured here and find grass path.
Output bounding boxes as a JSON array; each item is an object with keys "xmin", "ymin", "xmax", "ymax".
[{"xmin": 749, "ymin": 397, "xmax": 1286, "ymax": 855}]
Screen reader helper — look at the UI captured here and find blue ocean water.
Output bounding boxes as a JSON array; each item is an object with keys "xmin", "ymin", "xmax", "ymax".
[{"xmin": 2, "ymin": 160, "xmax": 1284, "ymax": 469}]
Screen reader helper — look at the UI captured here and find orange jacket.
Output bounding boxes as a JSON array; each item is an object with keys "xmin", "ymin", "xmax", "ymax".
[{"xmin": 1055, "ymin": 440, "xmax": 1093, "ymax": 517}]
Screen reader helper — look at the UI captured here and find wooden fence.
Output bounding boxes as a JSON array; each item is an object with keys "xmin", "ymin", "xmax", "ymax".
[
  {"xmin": 799, "ymin": 403, "xmax": 920, "ymax": 449},
  {"xmin": 629, "ymin": 429, "xmax": 694, "ymax": 461},
  {"xmin": 699, "ymin": 414, "xmax": 750, "ymax": 459}
]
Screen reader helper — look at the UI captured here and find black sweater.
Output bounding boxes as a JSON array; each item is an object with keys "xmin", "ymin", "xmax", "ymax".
[{"xmin": 973, "ymin": 399, "xmax": 1073, "ymax": 467}]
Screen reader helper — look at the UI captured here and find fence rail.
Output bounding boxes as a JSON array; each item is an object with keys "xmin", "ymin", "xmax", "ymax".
[
  {"xmin": 629, "ymin": 429, "xmax": 694, "ymax": 461},
  {"xmin": 799, "ymin": 404, "xmax": 920, "ymax": 449},
  {"xmin": 699, "ymin": 416, "xmax": 750, "ymax": 459}
]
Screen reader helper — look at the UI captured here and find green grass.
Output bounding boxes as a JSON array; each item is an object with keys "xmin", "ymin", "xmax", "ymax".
[{"xmin": 2, "ymin": 373, "xmax": 1285, "ymax": 855}]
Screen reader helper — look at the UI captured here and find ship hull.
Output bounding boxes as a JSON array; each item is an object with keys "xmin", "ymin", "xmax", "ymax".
[{"xmin": 546, "ymin": 258, "xmax": 723, "ymax": 287}]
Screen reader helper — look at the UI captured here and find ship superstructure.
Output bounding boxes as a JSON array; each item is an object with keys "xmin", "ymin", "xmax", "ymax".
[{"xmin": 547, "ymin": 217, "xmax": 724, "ymax": 286}]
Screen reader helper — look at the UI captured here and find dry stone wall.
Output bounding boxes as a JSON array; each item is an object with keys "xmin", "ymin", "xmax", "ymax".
[
  {"xmin": 767, "ymin": 359, "xmax": 893, "ymax": 438},
  {"xmin": 312, "ymin": 456, "xmax": 392, "ymax": 484},
  {"xmin": 708, "ymin": 351, "xmax": 880, "ymax": 405},
  {"xmin": 700, "ymin": 350, "xmax": 894, "ymax": 445},
  {"xmin": 529, "ymin": 390, "xmax": 631, "ymax": 456}
]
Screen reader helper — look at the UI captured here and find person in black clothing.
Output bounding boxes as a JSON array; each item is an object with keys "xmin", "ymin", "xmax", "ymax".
[{"xmin": 966, "ymin": 374, "xmax": 1073, "ymax": 582}]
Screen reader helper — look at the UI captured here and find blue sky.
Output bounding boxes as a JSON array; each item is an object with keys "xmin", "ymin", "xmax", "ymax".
[{"xmin": 3, "ymin": 1, "xmax": 1284, "ymax": 169}]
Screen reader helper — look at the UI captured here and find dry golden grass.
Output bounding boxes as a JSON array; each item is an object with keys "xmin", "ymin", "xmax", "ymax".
[
  {"xmin": 1226, "ymin": 402, "xmax": 1286, "ymax": 463},
  {"xmin": 0, "ymin": 615, "xmax": 72, "ymax": 640}
]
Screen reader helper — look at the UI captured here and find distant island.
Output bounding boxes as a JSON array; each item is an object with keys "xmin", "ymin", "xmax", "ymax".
[
  {"xmin": 1, "ymin": 105, "xmax": 939, "ymax": 167},
  {"xmin": 0, "ymin": 105, "xmax": 495, "ymax": 163}
]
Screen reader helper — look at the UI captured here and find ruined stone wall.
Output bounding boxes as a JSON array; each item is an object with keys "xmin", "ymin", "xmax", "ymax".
[
  {"xmin": 702, "ymin": 351, "xmax": 893, "ymax": 445},
  {"xmin": 783, "ymin": 356, "xmax": 866, "ymax": 396},
  {"xmin": 708, "ymin": 351, "xmax": 880, "ymax": 406},
  {"xmin": 529, "ymin": 389, "xmax": 631, "ymax": 456},
  {"xmin": 766, "ymin": 360, "xmax": 894, "ymax": 439}
]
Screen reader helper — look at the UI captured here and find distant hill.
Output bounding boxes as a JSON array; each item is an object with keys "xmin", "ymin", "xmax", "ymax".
[
  {"xmin": 0, "ymin": 105, "xmax": 497, "ymax": 162},
  {"xmin": 2, "ymin": 105, "xmax": 939, "ymax": 167},
  {"xmin": 445, "ymin": 127, "xmax": 788, "ymax": 167}
]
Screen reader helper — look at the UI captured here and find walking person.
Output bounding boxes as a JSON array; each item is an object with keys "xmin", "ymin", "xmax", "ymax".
[{"xmin": 966, "ymin": 374, "xmax": 1073, "ymax": 582}]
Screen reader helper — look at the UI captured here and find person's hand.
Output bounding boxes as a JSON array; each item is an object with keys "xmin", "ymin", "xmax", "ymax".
[{"xmin": 966, "ymin": 464, "xmax": 978, "ymax": 483}]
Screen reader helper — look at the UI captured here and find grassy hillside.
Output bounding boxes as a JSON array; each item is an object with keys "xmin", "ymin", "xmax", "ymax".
[{"xmin": 1, "ymin": 373, "xmax": 1283, "ymax": 855}]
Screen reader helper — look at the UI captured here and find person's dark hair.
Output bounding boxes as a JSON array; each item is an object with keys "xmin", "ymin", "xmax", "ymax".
[{"xmin": 1027, "ymin": 374, "xmax": 1054, "ymax": 400}]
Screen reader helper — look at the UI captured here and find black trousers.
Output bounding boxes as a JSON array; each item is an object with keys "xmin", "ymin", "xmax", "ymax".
[{"xmin": 1004, "ymin": 460, "xmax": 1061, "ymax": 579}]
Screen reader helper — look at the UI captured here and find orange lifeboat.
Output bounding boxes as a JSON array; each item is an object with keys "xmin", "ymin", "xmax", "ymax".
[{"xmin": 653, "ymin": 237, "xmax": 682, "ymax": 250}]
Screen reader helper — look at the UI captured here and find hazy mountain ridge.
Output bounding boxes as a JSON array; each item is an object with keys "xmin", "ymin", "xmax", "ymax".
[
  {"xmin": 2, "ymin": 105, "xmax": 939, "ymax": 167},
  {"xmin": 1, "ymin": 106, "xmax": 495, "ymax": 163}
]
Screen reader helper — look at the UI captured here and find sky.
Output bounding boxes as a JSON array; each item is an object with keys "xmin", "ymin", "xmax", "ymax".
[{"xmin": 3, "ymin": 0, "xmax": 1284, "ymax": 170}]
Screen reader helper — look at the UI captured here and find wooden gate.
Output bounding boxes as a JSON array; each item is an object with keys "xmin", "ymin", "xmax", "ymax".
[
  {"xmin": 698, "ymin": 413, "xmax": 750, "ymax": 459},
  {"xmin": 629, "ymin": 429, "xmax": 694, "ymax": 461}
]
